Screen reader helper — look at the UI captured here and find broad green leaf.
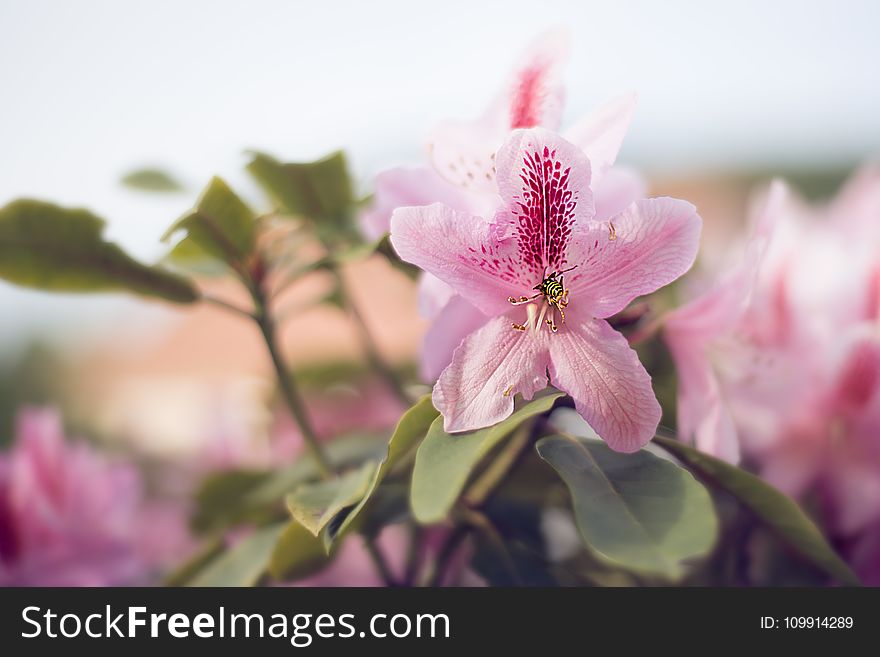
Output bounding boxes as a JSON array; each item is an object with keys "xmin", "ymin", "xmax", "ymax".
[
  {"xmin": 164, "ymin": 237, "xmax": 230, "ymax": 277},
  {"xmin": 411, "ymin": 393, "xmax": 564, "ymax": 524},
  {"xmin": 120, "ymin": 167, "xmax": 184, "ymax": 193},
  {"xmin": 286, "ymin": 461, "xmax": 376, "ymax": 537},
  {"xmin": 351, "ymin": 484, "xmax": 409, "ymax": 541},
  {"xmin": 471, "ymin": 536, "xmax": 558, "ymax": 587},
  {"xmin": 326, "ymin": 396, "xmax": 438, "ymax": 547},
  {"xmin": 164, "ymin": 537, "xmax": 225, "ymax": 586},
  {"xmin": 189, "ymin": 523, "xmax": 285, "ymax": 587},
  {"xmin": 162, "ymin": 177, "xmax": 256, "ymax": 265},
  {"xmin": 191, "ymin": 434, "xmax": 387, "ymax": 535},
  {"xmin": 0, "ymin": 199, "xmax": 197, "ymax": 303},
  {"xmin": 247, "ymin": 150, "xmax": 353, "ymax": 221},
  {"xmin": 268, "ymin": 520, "xmax": 332, "ymax": 581},
  {"xmin": 192, "ymin": 469, "xmax": 272, "ymax": 533},
  {"xmin": 654, "ymin": 435, "xmax": 860, "ymax": 586},
  {"xmin": 247, "ymin": 151, "xmax": 355, "ymax": 243},
  {"xmin": 536, "ymin": 434, "xmax": 718, "ymax": 580},
  {"xmin": 244, "ymin": 434, "xmax": 387, "ymax": 511}
]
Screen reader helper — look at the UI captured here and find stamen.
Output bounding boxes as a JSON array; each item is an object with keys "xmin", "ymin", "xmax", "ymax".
[
  {"xmin": 511, "ymin": 323, "xmax": 527, "ymax": 331},
  {"xmin": 608, "ymin": 222, "xmax": 617, "ymax": 241},
  {"xmin": 535, "ymin": 303, "xmax": 548, "ymax": 334},
  {"xmin": 502, "ymin": 385, "xmax": 514, "ymax": 397}
]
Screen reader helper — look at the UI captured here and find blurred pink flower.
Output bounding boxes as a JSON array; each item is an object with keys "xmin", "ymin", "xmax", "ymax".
[
  {"xmin": 849, "ymin": 522, "xmax": 880, "ymax": 586},
  {"xmin": 664, "ymin": 181, "xmax": 794, "ymax": 462},
  {"xmin": 359, "ymin": 30, "xmax": 645, "ymax": 383},
  {"xmin": 0, "ymin": 408, "xmax": 191, "ymax": 586},
  {"xmin": 665, "ymin": 165, "xmax": 880, "ymax": 574},
  {"xmin": 392, "ymin": 128, "xmax": 700, "ymax": 450}
]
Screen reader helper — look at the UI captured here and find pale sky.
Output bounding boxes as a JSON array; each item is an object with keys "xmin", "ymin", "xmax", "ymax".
[{"xmin": 1, "ymin": 0, "xmax": 878, "ymax": 346}]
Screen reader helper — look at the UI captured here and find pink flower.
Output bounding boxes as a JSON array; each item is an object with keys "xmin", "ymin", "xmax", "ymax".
[
  {"xmin": 664, "ymin": 181, "xmax": 793, "ymax": 462},
  {"xmin": 361, "ymin": 30, "xmax": 646, "ymax": 382},
  {"xmin": 392, "ymin": 128, "xmax": 701, "ymax": 451},
  {"xmin": 848, "ymin": 522, "xmax": 880, "ymax": 586},
  {"xmin": 420, "ymin": 161, "xmax": 646, "ymax": 383},
  {"xmin": 0, "ymin": 408, "xmax": 190, "ymax": 586},
  {"xmin": 664, "ymin": 165, "xmax": 880, "ymax": 574}
]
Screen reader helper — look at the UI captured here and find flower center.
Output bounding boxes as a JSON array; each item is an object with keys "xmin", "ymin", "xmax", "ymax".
[{"xmin": 507, "ymin": 268, "xmax": 573, "ymax": 334}]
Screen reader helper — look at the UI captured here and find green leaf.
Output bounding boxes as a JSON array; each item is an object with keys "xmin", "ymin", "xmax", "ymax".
[
  {"xmin": 120, "ymin": 167, "xmax": 184, "ymax": 193},
  {"xmin": 164, "ymin": 537, "xmax": 225, "ymax": 586},
  {"xmin": 189, "ymin": 523, "xmax": 285, "ymax": 587},
  {"xmin": 164, "ymin": 237, "xmax": 230, "ymax": 277},
  {"xmin": 162, "ymin": 177, "xmax": 256, "ymax": 265},
  {"xmin": 411, "ymin": 393, "xmax": 564, "ymax": 524},
  {"xmin": 654, "ymin": 435, "xmax": 860, "ymax": 586},
  {"xmin": 191, "ymin": 434, "xmax": 388, "ymax": 535},
  {"xmin": 536, "ymin": 434, "xmax": 718, "ymax": 580},
  {"xmin": 247, "ymin": 151, "xmax": 355, "ymax": 243},
  {"xmin": 286, "ymin": 461, "xmax": 376, "ymax": 537},
  {"xmin": 268, "ymin": 520, "xmax": 333, "ymax": 581},
  {"xmin": 244, "ymin": 434, "xmax": 387, "ymax": 512},
  {"xmin": 326, "ymin": 395, "xmax": 438, "ymax": 548},
  {"xmin": 0, "ymin": 199, "xmax": 197, "ymax": 303},
  {"xmin": 192, "ymin": 469, "xmax": 273, "ymax": 533}
]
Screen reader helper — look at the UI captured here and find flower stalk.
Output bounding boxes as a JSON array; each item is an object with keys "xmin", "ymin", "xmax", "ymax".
[{"xmin": 250, "ymin": 270, "xmax": 334, "ymax": 479}]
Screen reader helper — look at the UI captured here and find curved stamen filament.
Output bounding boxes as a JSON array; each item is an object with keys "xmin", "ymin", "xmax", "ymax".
[{"xmin": 508, "ymin": 269, "xmax": 573, "ymax": 334}]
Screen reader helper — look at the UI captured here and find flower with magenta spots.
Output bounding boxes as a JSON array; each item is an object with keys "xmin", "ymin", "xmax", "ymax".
[
  {"xmin": 361, "ymin": 29, "xmax": 645, "ymax": 383},
  {"xmin": 391, "ymin": 128, "xmax": 701, "ymax": 451}
]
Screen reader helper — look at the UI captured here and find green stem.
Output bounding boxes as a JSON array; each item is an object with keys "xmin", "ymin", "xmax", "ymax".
[
  {"xmin": 402, "ymin": 523, "xmax": 423, "ymax": 587},
  {"xmin": 252, "ymin": 282, "xmax": 333, "ymax": 479},
  {"xmin": 364, "ymin": 537, "xmax": 398, "ymax": 586},
  {"xmin": 202, "ymin": 294, "xmax": 255, "ymax": 320},
  {"xmin": 459, "ymin": 508, "xmax": 522, "ymax": 585},
  {"xmin": 421, "ymin": 527, "xmax": 468, "ymax": 587},
  {"xmin": 465, "ymin": 424, "xmax": 533, "ymax": 507},
  {"xmin": 332, "ymin": 269, "xmax": 413, "ymax": 407},
  {"xmin": 422, "ymin": 423, "xmax": 536, "ymax": 587}
]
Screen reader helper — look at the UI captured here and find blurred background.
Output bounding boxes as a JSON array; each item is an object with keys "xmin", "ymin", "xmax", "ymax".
[{"xmin": 0, "ymin": 0, "xmax": 878, "ymax": 456}]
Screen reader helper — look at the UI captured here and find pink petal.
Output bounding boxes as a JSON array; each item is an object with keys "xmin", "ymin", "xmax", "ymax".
[
  {"xmin": 416, "ymin": 274, "xmax": 457, "ymax": 320},
  {"xmin": 502, "ymin": 27, "xmax": 569, "ymax": 131},
  {"xmin": 391, "ymin": 203, "xmax": 528, "ymax": 314},
  {"xmin": 359, "ymin": 166, "xmax": 495, "ymax": 241},
  {"xmin": 420, "ymin": 295, "xmax": 490, "ymax": 382},
  {"xmin": 426, "ymin": 29, "xmax": 569, "ymax": 193},
  {"xmin": 426, "ymin": 116, "xmax": 502, "ymax": 194},
  {"xmin": 851, "ymin": 524, "xmax": 880, "ymax": 586},
  {"xmin": 664, "ymin": 180, "xmax": 789, "ymax": 461},
  {"xmin": 832, "ymin": 333, "xmax": 880, "ymax": 413},
  {"xmin": 593, "ymin": 166, "xmax": 647, "ymax": 222},
  {"xmin": 548, "ymin": 316, "xmax": 660, "ymax": 452},
  {"xmin": 433, "ymin": 315, "xmax": 551, "ymax": 432},
  {"xmin": 829, "ymin": 162, "xmax": 880, "ymax": 237},
  {"xmin": 496, "ymin": 128, "xmax": 594, "ymax": 281},
  {"xmin": 567, "ymin": 197, "xmax": 701, "ymax": 318},
  {"xmin": 564, "ymin": 93, "xmax": 637, "ymax": 189}
]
